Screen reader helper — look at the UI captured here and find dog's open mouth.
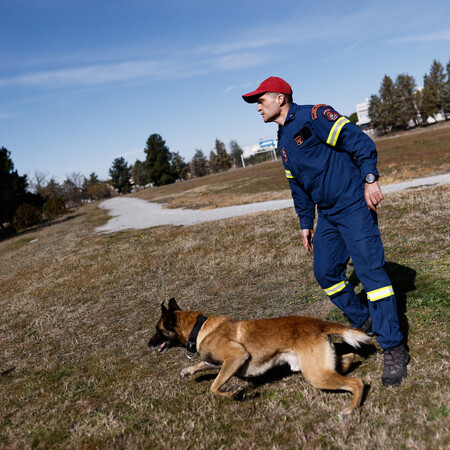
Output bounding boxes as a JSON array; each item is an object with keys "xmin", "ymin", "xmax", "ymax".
[{"xmin": 158, "ymin": 341, "xmax": 170, "ymax": 353}]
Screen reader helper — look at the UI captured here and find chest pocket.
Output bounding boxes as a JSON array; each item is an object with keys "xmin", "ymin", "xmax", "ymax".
[{"xmin": 293, "ymin": 126, "xmax": 313, "ymax": 148}]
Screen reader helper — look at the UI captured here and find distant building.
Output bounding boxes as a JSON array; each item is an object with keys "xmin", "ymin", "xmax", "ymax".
[
  {"xmin": 241, "ymin": 139, "xmax": 278, "ymax": 167},
  {"xmin": 356, "ymin": 99, "xmax": 375, "ymax": 136}
]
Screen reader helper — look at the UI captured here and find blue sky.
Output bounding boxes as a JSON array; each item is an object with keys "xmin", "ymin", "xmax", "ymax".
[{"xmin": 1, "ymin": 0, "xmax": 449, "ymax": 183}]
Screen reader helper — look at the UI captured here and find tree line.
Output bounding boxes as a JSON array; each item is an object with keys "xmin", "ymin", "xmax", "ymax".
[
  {"xmin": 0, "ymin": 146, "xmax": 115, "ymax": 237},
  {"xmin": 109, "ymin": 134, "xmax": 244, "ymax": 194},
  {"xmin": 368, "ymin": 59, "xmax": 450, "ymax": 134},
  {"xmin": 0, "ymin": 135, "xmax": 245, "ymax": 237}
]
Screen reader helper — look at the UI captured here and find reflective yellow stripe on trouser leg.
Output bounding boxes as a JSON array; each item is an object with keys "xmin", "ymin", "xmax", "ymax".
[
  {"xmin": 324, "ymin": 280, "xmax": 349, "ymax": 296},
  {"xmin": 367, "ymin": 285, "xmax": 394, "ymax": 302},
  {"xmin": 367, "ymin": 285, "xmax": 394, "ymax": 301}
]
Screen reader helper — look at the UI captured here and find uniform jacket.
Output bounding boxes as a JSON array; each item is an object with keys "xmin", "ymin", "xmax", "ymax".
[{"xmin": 277, "ymin": 102, "xmax": 379, "ymax": 229}]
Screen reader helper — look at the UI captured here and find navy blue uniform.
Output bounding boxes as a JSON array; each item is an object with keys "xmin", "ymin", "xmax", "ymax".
[{"xmin": 277, "ymin": 102, "xmax": 403, "ymax": 349}]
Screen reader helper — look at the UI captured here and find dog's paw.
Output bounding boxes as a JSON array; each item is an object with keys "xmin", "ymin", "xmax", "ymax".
[
  {"xmin": 180, "ymin": 368, "xmax": 192, "ymax": 378},
  {"xmin": 337, "ymin": 409, "xmax": 357, "ymax": 421},
  {"xmin": 219, "ymin": 385, "xmax": 243, "ymax": 397}
]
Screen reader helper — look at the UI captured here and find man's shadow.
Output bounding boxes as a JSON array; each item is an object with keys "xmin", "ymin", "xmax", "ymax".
[{"xmin": 348, "ymin": 261, "xmax": 416, "ymax": 346}]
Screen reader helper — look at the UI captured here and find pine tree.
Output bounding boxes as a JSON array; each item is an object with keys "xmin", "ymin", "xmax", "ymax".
[
  {"xmin": 379, "ymin": 75, "xmax": 401, "ymax": 132},
  {"xmin": 109, "ymin": 157, "xmax": 132, "ymax": 194},
  {"xmin": 131, "ymin": 160, "xmax": 147, "ymax": 188},
  {"xmin": 144, "ymin": 134, "xmax": 176, "ymax": 186},
  {"xmin": 395, "ymin": 74, "xmax": 417, "ymax": 128},
  {"xmin": 428, "ymin": 59, "xmax": 446, "ymax": 112},
  {"xmin": 171, "ymin": 152, "xmax": 188, "ymax": 180},
  {"xmin": 209, "ymin": 151, "xmax": 218, "ymax": 174},
  {"xmin": 229, "ymin": 140, "xmax": 244, "ymax": 167},
  {"xmin": 419, "ymin": 74, "xmax": 440, "ymax": 123},
  {"xmin": 191, "ymin": 150, "xmax": 208, "ymax": 177},
  {"xmin": 214, "ymin": 139, "xmax": 231, "ymax": 171},
  {"xmin": 0, "ymin": 147, "xmax": 28, "ymax": 234},
  {"xmin": 368, "ymin": 94, "xmax": 382, "ymax": 132},
  {"xmin": 442, "ymin": 60, "xmax": 450, "ymax": 119}
]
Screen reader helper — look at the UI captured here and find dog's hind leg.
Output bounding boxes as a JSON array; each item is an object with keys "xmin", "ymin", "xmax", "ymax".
[
  {"xmin": 338, "ymin": 353, "xmax": 355, "ymax": 374},
  {"xmin": 210, "ymin": 343, "xmax": 249, "ymax": 397},
  {"xmin": 296, "ymin": 341, "xmax": 364, "ymax": 418}
]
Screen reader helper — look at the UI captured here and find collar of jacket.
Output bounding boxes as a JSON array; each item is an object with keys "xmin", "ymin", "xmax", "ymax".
[
  {"xmin": 279, "ymin": 103, "xmax": 299, "ymax": 133},
  {"xmin": 186, "ymin": 314, "xmax": 208, "ymax": 354}
]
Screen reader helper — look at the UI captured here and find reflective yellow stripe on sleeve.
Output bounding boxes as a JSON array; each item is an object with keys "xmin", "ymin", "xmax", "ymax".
[
  {"xmin": 326, "ymin": 117, "xmax": 350, "ymax": 146},
  {"xmin": 367, "ymin": 285, "xmax": 394, "ymax": 302},
  {"xmin": 324, "ymin": 280, "xmax": 348, "ymax": 296},
  {"xmin": 285, "ymin": 170, "xmax": 294, "ymax": 179}
]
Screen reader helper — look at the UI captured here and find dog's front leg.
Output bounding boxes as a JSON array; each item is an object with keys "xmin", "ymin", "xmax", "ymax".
[
  {"xmin": 211, "ymin": 346, "xmax": 249, "ymax": 397},
  {"xmin": 180, "ymin": 361, "xmax": 220, "ymax": 378}
]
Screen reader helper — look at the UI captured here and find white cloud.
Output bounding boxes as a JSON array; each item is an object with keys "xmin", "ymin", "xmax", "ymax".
[
  {"xmin": 388, "ymin": 29, "xmax": 450, "ymax": 44},
  {"xmin": 0, "ymin": 60, "xmax": 167, "ymax": 88},
  {"xmin": 0, "ymin": 48, "xmax": 267, "ymax": 89}
]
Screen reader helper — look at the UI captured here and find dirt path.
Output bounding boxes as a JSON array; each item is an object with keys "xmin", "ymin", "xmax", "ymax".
[{"xmin": 96, "ymin": 173, "xmax": 450, "ymax": 233}]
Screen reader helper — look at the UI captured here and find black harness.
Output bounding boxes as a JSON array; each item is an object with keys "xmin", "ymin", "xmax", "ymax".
[{"xmin": 186, "ymin": 314, "xmax": 208, "ymax": 356}]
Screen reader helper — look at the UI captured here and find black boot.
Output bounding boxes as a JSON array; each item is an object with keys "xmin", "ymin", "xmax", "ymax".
[
  {"xmin": 382, "ymin": 343, "xmax": 410, "ymax": 387},
  {"xmin": 359, "ymin": 316, "xmax": 375, "ymax": 337}
]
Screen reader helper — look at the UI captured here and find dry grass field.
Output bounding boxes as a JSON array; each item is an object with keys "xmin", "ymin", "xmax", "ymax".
[{"xmin": 0, "ymin": 123, "xmax": 449, "ymax": 449}]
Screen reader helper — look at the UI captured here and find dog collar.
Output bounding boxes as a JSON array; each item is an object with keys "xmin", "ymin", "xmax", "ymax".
[{"xmin": 186, "ymin": 314, "xmax": 208, "ymax": 356}]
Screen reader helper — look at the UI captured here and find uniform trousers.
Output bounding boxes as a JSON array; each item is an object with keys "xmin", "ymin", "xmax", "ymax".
[{"xmin": 312, "ymin": 197, "xmax": 403, "ymax": 349}]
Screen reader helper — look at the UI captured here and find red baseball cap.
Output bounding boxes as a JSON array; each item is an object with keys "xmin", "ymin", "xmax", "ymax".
[{"xmin": 242, "ymin": 76, "xmax": 292, "ymax": 103}]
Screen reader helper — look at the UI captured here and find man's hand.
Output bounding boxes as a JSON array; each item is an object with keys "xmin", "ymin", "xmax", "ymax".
[
  {"xmin": 301, "ymin": 228, "xmax": 314, "ymax": 251},
  {"xmin": 364, "ymin": 181, "xmax": 384, "ymax": 211}
]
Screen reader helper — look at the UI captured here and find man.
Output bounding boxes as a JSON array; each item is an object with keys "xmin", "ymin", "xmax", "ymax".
[{"xmin": 242, "ymin": 76, "xmax": 409, "ymax": 386}]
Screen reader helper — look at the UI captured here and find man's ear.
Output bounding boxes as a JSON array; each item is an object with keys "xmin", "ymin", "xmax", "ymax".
[{"xmin": 277, "ymin": 93, "xmax": 286, "ymax": 106}]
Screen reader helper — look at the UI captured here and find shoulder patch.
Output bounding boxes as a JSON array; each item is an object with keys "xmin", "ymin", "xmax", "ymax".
[
  {"xmin": 311, "ymin": 104, "xmax": 327, "ymax": 120},
  {"xmin": 322, "ymin": 107, "xmax": 339, "ymax": 122}
]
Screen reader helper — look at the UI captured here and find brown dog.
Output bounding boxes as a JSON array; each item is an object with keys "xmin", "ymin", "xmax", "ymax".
[{"xmin": 149, "ymin": 298, "xmax": 372, "ymax": 417}]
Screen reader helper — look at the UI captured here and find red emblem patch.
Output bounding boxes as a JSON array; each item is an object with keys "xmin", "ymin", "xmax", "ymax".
[
  {"xmin": 281, "ymin": 148, "xmax": 288, "ymax": 162},
  {"xmin": 323, "ymin": 108, "xmax": 339, "ymax": 121},
  {"xmin": 295, "ymin": 134, "xmax": 304, "ymax": 146}
]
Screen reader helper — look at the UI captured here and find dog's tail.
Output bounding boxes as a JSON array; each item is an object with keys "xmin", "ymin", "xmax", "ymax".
[{"xmin": 323, "ymin": 322, "xmax": 372, "ymax": 348}]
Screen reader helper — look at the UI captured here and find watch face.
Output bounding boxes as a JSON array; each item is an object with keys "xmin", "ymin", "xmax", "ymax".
[{"xmin": 365, "ymin": 174, "xmax": 376, "ymax": 183}]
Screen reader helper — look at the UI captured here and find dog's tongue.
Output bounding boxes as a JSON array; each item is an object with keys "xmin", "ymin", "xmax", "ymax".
[{"xmin": 159, "ymin": 342, "xmax": 167, "ymax": 352}]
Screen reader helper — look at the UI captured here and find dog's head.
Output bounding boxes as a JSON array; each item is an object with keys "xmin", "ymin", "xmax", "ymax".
[{"xmin": 148, "ymin": 297, "xmax": 182, "ymax": 353}]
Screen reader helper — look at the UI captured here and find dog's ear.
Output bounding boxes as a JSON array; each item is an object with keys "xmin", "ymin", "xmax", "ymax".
[
  {"xmin": 160, "ymin": 299, "xmax": 179, "ymax": 330},
  {"xmin": 168, "ymin": 297, "xmax": 181, "ymax": 312}
]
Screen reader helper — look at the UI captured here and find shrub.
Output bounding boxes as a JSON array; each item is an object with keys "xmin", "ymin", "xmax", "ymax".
[
  {"xmin": 44, "ymin": 196, "xmax": 67, "ymax": 219},
  {"xmin": 13, "ymin": 203, "xmax": 42, "ymax": 230}
]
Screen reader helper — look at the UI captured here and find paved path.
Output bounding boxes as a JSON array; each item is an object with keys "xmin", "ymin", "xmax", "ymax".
[{"xmin": 96, "ymin": 173, "xmax": 450, "ymax": 233}]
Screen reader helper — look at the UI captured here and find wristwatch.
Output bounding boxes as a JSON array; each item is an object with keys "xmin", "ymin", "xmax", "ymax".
[{"xmin": 364, "ymin": 173, "xmax": 379, "ymax": 184}]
